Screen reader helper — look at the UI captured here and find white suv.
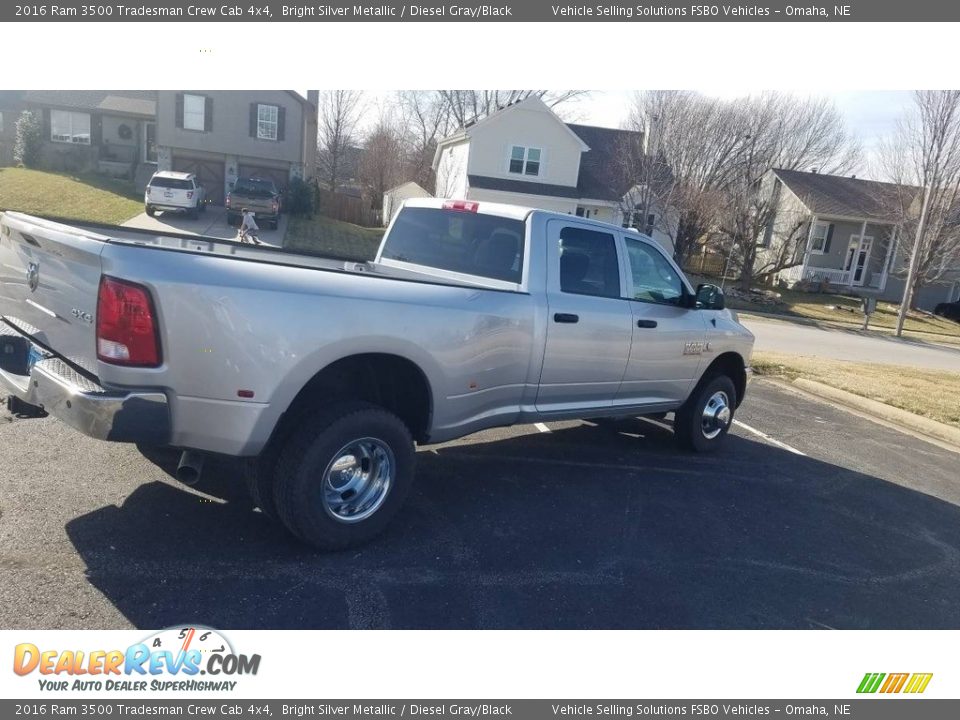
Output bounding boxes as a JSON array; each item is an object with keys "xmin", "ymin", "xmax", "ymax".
[{"xmin": 144, "ymin": 171, "xmax": 206, "ymax": 219}]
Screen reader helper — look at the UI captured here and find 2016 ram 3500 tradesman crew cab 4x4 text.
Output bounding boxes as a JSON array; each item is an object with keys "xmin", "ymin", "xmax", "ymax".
[{"xmin": 0, "ymin": 199, "xmax": 754, "ymax": 549}]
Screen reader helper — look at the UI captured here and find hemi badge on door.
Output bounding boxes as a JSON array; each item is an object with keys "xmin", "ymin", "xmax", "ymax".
[{"xmin": 683, "ymin": 341, "xmax": 708, "ymax": 355}]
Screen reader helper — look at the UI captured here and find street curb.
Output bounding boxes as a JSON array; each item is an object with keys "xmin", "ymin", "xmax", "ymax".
[{"xmin": 791, "ymin": 378, "xmax": 960, "ymax": 449}]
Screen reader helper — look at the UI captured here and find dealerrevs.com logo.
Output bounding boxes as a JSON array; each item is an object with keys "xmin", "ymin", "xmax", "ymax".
[
  {"xmin": 857, "ymin": 672, "xmax": 933, "ymax": 694},
  {"xmin": 13, "ymin": 626, "xmax": 261, "ymax": 692}
]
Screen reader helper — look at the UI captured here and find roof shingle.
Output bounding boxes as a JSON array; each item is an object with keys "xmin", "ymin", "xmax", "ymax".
[{"xmin": 774, "ymin": 168, "xmax": 919, "ymax": 223}]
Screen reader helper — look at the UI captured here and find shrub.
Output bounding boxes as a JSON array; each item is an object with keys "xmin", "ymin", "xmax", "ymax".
[
  {"xmin": 14, "ymin": 111, "xmax": 43, "ymax": 169},
  {"xmin": 284, "ymin": 177, "xmax": 315, "ymax": 216}
]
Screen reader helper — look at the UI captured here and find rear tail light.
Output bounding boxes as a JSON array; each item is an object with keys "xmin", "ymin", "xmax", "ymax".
[
  {"xmin": 146, "ymin": 186, "xmax": 152, "ymax": 196},
  {"xmin": 225, "ymin": 193, "xmax": 232, "ymax": 208},
  {"xmin": 271, "ymin": 201, "xmax": 279, "ymax": 212},
  {"xmin": 96, "ymin": 276, "xmax": 161, "ymax": 367},
  {"xmin": 443, "ymin": 200, "xmax": 479, "ymax": 212},
  {"xmin": 187, "ymin": 191, "xmax": 194, "ymax": 199}
]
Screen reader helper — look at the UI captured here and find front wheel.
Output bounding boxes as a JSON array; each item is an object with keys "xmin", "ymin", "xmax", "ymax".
[
  {"xmin": 273, "ymin": 401, "xmax": 415, "ymax": 550},
  {"xmin": 674, "ymin": 374, "xmax": 736, "ymax": 452},
  {"xmin": 145, "ymin": 205, "xmax": 155, "ymax": 217}
]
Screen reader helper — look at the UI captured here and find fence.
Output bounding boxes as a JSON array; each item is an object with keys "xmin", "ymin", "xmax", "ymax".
[{"xmin": 316, "ymin": 188, "xmax": 379, "ymax": 227}]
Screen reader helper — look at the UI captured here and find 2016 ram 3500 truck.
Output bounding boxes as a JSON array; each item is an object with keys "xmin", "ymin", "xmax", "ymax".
[{"xmin": 0, "ymin": 199, "xmax": 754, "ymax": 549}]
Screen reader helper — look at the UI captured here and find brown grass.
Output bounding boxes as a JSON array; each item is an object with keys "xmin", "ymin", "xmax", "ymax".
[{"xmin": 752, "ymin": 350, "xmax": 960, "ymax": 429}]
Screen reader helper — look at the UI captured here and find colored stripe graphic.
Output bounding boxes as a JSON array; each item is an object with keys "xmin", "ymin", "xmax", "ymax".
[
  {"xmin": 880, "ymin": 673, "xmax": 909, "ymax": 693},
  {"xmin": 857, "ymin": 673, "xmax": 885, "ymax": 693},
  {"xmin": 904, "ymin": 673, "xmax": 934, "ymax": 694}
]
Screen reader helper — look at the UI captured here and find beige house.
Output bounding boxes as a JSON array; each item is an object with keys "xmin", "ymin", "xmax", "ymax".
[{"xmin": 432, "ymin": 96, "xmax": 676, "ymax": 253}]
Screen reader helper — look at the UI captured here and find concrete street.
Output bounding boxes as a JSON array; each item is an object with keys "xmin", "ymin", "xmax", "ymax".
[
  {"xmin": 1, "ymin": 380, "xmax": 958, "ymax": 630},
  {"xmin": 743, "ymin": 315, "xmax": 960, "ymax": 371}
]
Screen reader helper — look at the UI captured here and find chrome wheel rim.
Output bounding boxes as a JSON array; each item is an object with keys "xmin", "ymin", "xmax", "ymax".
[
  {"xmin": 321, "ymin": 437, "xmax": 394, "ymax": 523},
  {"xmin": 701, "ymin": 390, "xmax": 732, "ymax": 440}
]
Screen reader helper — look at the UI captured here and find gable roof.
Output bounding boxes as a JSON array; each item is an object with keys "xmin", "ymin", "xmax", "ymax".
[
  {"xmin": 773, "ymin": 168, "xmax": 919, "ymax": 223},
  {"xmin": 468, "ymin": 174, "xmax": 582, "ymax": 199},
  {"xmin": 21, "ymin": 90, "xmax": 157, "ymax": 117},
  {"xmin": 567, "ymin": 124, "xmax": 646, "ymax": 201}
]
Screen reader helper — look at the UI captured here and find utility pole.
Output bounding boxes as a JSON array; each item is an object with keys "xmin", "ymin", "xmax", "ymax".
[{"xmin": 896, "ymin": 182, "xmax": 933, "ymax": 336}]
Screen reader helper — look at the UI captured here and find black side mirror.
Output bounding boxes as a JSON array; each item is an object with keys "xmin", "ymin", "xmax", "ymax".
[{"xmin": 695, "ymin": 283, "xmax": 725, "ymax": 310}]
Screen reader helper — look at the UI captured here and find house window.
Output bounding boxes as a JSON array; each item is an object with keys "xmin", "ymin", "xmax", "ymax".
[
  {"xmin": 257, "ymin": 104, "xmax": 279, "ymax": 140},
  {"xmin": 509, "ymin": 146, "xmax": 541, "ymax": 177},
  {"xmin": 810, "ymin": 222, "xmax": 832, "ymax": 254},
  {"xmin": 183, "ymin": 94, "xmax": 206, "ymax": 131},
  {"xmin": 50, "ymin": 110, "xmax": 91, "ymax": 144}
]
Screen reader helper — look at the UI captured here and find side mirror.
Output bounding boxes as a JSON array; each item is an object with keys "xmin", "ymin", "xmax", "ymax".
[{"xmin": 695, "ymin": 283, "xmax": 725, "ymax": 310}]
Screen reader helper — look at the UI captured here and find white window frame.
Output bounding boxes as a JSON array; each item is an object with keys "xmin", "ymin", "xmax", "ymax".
[
  {"xmin": 810, "ymin": 221, "xmax": 831, "ymax": 254},
  {"xmin": 50, "ymin": 110, "xmax": 91, "ymax": 145},
  {"xmin": 257, "ymin": 104, "xmax": 279, "ymax": 141},
  {"xmin": 183, "ymin": 94, "xmax": 206, "ymax": 132},
  {"xmin": 508, "ymin": 145, "xmax": 542, "ymax": 177}
]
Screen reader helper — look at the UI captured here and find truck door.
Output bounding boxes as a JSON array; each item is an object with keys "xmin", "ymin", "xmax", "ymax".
[
  {"xmin": 535, "ymin": 220, "xmax": 633, "ymax": 412},
  {"xmin": 616, "ymin": 234, "xmax": 708, "ymax": 406}
]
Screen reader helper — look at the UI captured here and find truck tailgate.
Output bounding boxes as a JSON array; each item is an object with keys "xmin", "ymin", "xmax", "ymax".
[{"xmin": 0, "ymin": 212, "xmax": 106, "ymax": 375}]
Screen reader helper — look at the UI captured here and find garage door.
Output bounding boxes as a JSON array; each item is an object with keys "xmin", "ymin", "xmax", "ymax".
[
  {"xmin": 238, "ymin": 164, "xmax": 289, "ymax": 193},
  {"xmin": 173, "ymin": 156, "xmax": 226, "ymax": 205}
]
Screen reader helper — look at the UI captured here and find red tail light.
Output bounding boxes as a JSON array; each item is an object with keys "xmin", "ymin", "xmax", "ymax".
[
  {"xmin": 271, "ymin": 201, "xmax": 279, "ymax": 212},
  {"xmin": 186, "ymin": 191, "xmax": 194, "ymax": 199},
  {"xmin": 225, "ymin": 193, "xmax": 232, "ymax": 208},
  {"xmin": 96, "ymin": 276, "xmax": 161, "ymax": 367},
  {"xmin": 443, "ymin": 200, "xmax": 479, "ymax": 212}
]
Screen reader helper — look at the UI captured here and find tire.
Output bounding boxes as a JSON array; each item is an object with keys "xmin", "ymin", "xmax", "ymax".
[
  {"xmin": 270, "ymin": 220, "xmax": 279, "ymax": 230},
  {"xmin": 188, "ymin": 206, "xmax": 199, "ymax": 220},
  {"xmin": 199, "ymin": 201, "xmax": 207, "ymax": 214},
  {"xmin": 227, "ymin": 213, "xmax": 239, "ymax": 227},
  {"xmin": 674, "ymin": 374, "xmax": 737, "ymax": 452},
  {"xmin": 273, "ymin": 401, "xmax": 415, "ymax": 550},
  {"xmin": 145, "ymin": 205, "xmax": 155, "ymax": 217}
]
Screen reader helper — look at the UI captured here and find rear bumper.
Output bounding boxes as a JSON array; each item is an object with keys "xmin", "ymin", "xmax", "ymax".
[
  {"xmin": 148, "ymin": 203, "xmax": 195, "ymax": 212},
  {"xmin": 0, "ymin": 331, "xmax": 170, "ymax": 445}
]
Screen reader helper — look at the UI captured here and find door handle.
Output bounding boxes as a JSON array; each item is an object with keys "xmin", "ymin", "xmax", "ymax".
[
  {"xmin": 636, "ymin": 319, "xmax": 658, "ymax": 328},
  {"xmin": 554, "ymin": 313, "xmax": 579, "ymax": 324}
]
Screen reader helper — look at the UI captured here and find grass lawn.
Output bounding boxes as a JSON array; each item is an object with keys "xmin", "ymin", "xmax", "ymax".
[
  {"xmin": 725, "ymin": 285, "xmax": 960, "ymax": 346},
  {"xmin": 0, "ymin": 167, "xmax": 142, "ymax": 225},
  {"xmin": 752, "ymin": 350, "xmax": 960, "ymax": 429},
  {"xmin": 285, "ymin": 214, "xmax": 384, "ymax": 261}
]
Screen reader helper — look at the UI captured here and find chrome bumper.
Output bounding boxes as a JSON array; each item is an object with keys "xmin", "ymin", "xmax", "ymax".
[{"xmin": 0, "ymin": 354, "xmax": 170, "ymax": 445}]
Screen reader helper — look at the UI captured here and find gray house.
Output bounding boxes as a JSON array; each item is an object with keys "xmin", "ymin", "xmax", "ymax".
[
  {"xmin": 762, "ymin": 168, "xmax": 960, "ymax": 311},
  {"xmin": 155, "ymin": 90, "xmax": 318, "ymax": 204},
  {"xmin": 3, "ymin": 91, "xmax": 157, "ymax": 180}
]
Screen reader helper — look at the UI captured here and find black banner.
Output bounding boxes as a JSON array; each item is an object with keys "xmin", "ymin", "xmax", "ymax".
[{"xmin": 5, "ymin": 0, "xmax": 960, "ymax": 22}]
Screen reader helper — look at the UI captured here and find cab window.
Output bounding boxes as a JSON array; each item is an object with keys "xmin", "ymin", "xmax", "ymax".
[
  {"xmin": 558, "ymin": 226, "xmax": 621, "ymax": 298},
  {"xmin": 624, "ymin": 237, "xmax": 684, "ymax": 305}
]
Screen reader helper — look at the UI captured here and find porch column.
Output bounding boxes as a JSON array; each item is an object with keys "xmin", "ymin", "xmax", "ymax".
[
  {"xmin": 800, "ymin": 215, "xmax": 818, "ymax": 281},
  {"xmin": 879, "ymin": 224, "xmax": 898, "ymax": 293},
  {"xmin": 850, "ymin": 220, "xmax": 868, "ymax": 288}
]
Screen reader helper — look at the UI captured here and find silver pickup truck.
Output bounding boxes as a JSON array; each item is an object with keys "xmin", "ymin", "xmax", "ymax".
[{"xmin": 0, "ymin": 199, "xmax": 754, "ymax": 549}]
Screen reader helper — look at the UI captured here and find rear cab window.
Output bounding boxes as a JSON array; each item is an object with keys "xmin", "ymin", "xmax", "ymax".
[
  {"xmin": 149, "ymin": 177, "xmax": 193, "ymax": 190},
  {"xmin": 234, "ymin": 178, "xmax": 277, "ymax": 196},
  {"xmin": 381, "ymin": 207, "xmax": 525, "ymax": 285}
]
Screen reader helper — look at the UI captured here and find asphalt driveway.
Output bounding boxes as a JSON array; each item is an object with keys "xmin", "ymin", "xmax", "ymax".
[
  {"xmin": 1, "ymin": 380, "xmax": 958, "ymax": 630},
  {"xmin": 123, "ymin": 206, "xmax": 288, "ymax": 247}
]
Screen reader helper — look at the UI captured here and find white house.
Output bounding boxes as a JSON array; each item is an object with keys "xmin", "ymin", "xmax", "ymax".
[
  {"xmin": 432, "ymin": 96, "xmax": 677, "ymax": 254},
  {"xmin": 382, "ymin": 180, "xmax": 431, "ymax": 225}
]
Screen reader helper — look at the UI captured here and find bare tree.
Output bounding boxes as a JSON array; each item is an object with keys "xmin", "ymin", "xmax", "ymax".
[
  {"xmin": 317, "ymin": 90, "xmax": 365, "ymax": 191},
  {"xmin": 715, "ymin": 93, "xmax": 860, "ymax": 288},
  {"xmin": 438, "ymin": 90, "xmax": 590, "ymax": 127},
  {"xmin": 877, "ymin": 91, "xmax": 960, "ymax": 332},
  {"xmin": 395, "ymin": 91, "xmax": 456, "ymax": 193},
  {"xmin": 359, "ymin": 116, "xmax": 406, "ymax": 214}
]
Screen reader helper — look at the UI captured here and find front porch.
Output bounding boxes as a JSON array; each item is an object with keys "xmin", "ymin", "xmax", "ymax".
[{"xmin": 779, "ymin": 216, "xmax": 900, "ymax": 294}]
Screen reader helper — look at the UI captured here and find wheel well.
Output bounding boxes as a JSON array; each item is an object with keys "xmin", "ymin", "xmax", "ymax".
[
  {"xmin": 702, "ymin": 352, "xmax": 747, "ymax": 407},
  {"xmin": 277, "ymin": 353, "xmax": 433, "ymax": 444}
]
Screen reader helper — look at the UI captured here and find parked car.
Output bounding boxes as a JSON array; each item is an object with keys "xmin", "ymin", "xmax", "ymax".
[
  {"xmin": 933, "ymin": 300, "xmax": 960, "ymax": 323},
  {"xmin": 144, "ymin": 171, "xmax": 206, "ymax": 220},
  {"xmin": 226, "ymin": 176, "xmax": 282, "ymax": 230},
  {"xmin": 0, "ymin": 199, "xmax": 754, "ymax": 550}
]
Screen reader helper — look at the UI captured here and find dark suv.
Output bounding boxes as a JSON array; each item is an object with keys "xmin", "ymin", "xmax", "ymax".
[
  {"xmin": 934, "ymin": 300, "xmax": 960, "ymax": 323},
  {"xmin": 226, "ymin": 177, "xmax": 283, "ymax": 229}
]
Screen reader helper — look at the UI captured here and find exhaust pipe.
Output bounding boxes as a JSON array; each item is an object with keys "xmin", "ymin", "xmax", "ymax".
[{"xmin": 176, "ymin": 451, "xmax": 205, "ymax": 486}]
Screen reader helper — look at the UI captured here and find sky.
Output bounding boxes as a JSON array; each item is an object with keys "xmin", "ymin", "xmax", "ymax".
[{"xmin": 353, "ymin": 90, "xmax": 916, "ymax": 180}]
